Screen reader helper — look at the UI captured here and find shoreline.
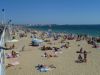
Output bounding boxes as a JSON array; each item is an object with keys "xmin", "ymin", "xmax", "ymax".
[{"xmin": 26, "ymin": 25, "xmax": 100, "ymax": 37}]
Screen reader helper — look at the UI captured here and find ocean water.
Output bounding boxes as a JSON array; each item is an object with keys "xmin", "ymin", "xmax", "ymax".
[{"xmin": 28, "ymin": 25, "xmax": 100, "ymax": 37}]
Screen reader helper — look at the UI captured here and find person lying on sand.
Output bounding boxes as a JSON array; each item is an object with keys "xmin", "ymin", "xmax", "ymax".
[
  {"xmin": 6, "ymin": 61, "xmax": 19, "ymax": 69},
  {"xmin": 52, "ymin": 47, "xmax": 62, "ymax": 54},
  {"xmin": 61, "ymin": 44, "xmax": 69, "ymax": 48},
  {"xmin": 11, "ymin": 50, "xmax": 19, "ymax": 58},
  {"xmin": 41, "ymin": 46, "xmax": 52, "ymax": 51},
  {"xmin": 53, "ymin": 47, "xmax": 60, "ymax": 51},
  {"xmin": 42, "ymin": 52, "xmax": 58, "ymax": 58},
  {"xmin": 44, "ymin": 40, "xmax": 50, "ymax": 42},
  {"xmin": 35, "ymin": 64, "xmax": 56, "ymax": 72},
  {"xmin": 6, "ymin": 50, "xmax": 19, "ymax": 58}
]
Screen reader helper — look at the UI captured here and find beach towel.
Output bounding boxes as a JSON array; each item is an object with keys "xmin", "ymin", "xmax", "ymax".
[
  {"xmin": 39, "ymin": 67, "xmax": 52, "ymax": 72},
  {"xmin": 11, "ymin": 61, "xmax": 19, "ymax": 66},
  {"xmin": 55, "ymin": 51, "xmax": 63, "ymax": 54},
  {"xmin": 6, "ymin": 53, "xmax": 13, "ymax": 58},
  {"xmin": 6, "ymin": 61, "xmax": 20, "ymax": 68}
]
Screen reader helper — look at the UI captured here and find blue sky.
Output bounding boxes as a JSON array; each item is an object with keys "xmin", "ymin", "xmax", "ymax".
[{"xmin": 0, "ymin": 0, "xmax": 100, "ymax": 24}]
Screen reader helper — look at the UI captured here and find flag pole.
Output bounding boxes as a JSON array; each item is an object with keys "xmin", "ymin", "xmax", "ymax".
[{"xmin": 2, "ymin": 9, "xmax": 5, "ymax": 25}]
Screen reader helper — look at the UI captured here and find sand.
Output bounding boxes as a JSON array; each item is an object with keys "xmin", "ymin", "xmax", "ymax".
[{"xmin": 5, "ymin": 30, "xmax": 100, "ymax": 75}]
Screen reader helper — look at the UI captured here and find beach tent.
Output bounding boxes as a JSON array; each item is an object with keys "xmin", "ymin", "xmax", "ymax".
[{"xmin": 32, "ymin": 37, "xmax": 43, "ymax": 46}]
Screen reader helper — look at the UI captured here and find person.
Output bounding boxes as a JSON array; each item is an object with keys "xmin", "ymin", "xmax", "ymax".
[
  {"xmin": 12, "ymin": 44, "xmax": 15, "ymax": 49},
  {"xmin": 22, "ymin": 45, "xmax": 25, "ymax": 51},
  {"xmin": 41, "ymin": 46, "xmax": 45, "ymax": 50},
  {"xmin": 53, "ymin": 47, "xmax": 58, "ymax": 52},
  {"xmin": 11, "ymin": 50, "xmax": 17, "ymax": 58},
  {"xmin": 44, "ymin": 52, "xmax": 48, "ymax": 57},
  {"xmin": 35, "ymin": 64, "xmax": 56, "ymax": 72},
  {"xmin": 61, "ymin": 44, "xmax": 68, "ymax": 48},
  {"xmin": 83, "ymin": 51, "xmax": 87, "ymax": 62},
  {"xmin": 5, "ymin": 43, "xmax": 7, "ymax": 48},
  {"xmin": 80, "ymin": 47, "xmax": 83, "ymax": 53},
  {"xmin": 6, "ymin": 64, "xmax": 13, "ymax": 69},
  {"xmin": 65, "ymin": 44, "xmax": 69, "ymax": 48},
  {"xmin": 78, "ymin": 54, "xmax": 83, "ymax": 63},
  {"xmin": 76, "ymin": 47, "xmax": 83, "ymax": 53}
]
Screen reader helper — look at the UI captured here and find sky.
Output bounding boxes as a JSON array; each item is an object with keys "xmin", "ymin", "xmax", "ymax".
[{"xmin": 0, "ymin": 0, "xmax": 100, "ymax": 24}]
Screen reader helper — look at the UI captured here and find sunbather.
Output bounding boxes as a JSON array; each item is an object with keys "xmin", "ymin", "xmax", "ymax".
[
  {"xmin": 6, "ymin": 61, "xmax": 19, "ymax": 69},
  {"xmin": 61, "ymin": 44, "xmax": 69, "ymax": 48},
  {"xmin": 11, "ymin": 50, "xmax": 19, "ymax": 58},
  {"xmin": 41, "ymin": 46, "xmax": 52, "ymax": 51},
  {"xmin": 6, "ymin": 50, "xmax": 19, "ymax": 58},
  {"xmin": 35, "ymin": 64, "xmax": 56, "ymax": 72},
  {"xmin": 42, "ymin": 52, "xmax": 58, "ymax": 58}
]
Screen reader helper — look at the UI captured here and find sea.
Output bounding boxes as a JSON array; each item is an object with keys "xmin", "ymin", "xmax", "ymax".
[{"xmin": 28, "ymin": 25, "xmax": 100, "ymax": 37}]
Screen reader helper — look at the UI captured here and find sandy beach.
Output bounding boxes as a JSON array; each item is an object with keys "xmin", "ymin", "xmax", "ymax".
[
  {"xmin": 5, "ymin": 28, "xmax": 100, "ymax": 75},
  {"xmin": 0, "ymin": 1, "xmax": 100, "ymax": 75}
]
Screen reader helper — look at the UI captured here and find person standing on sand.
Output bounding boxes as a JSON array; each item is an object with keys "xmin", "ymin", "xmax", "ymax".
[
  {"xmin": 5, "ymin": 43, "xmax": 7, "ymax": 48},
  {"xmin": 22, "ymin": 45, "xmax": 25, "ymax": 51},
  {"xmin": 12, "ymin": 44, "xmax": 15, "ymax": 49},
  {"xmin": 11, "ymin": 50, "xmax": 17, "ymax": 58},
  {"xmin": 83, "ymin": 50, "xmax": 87, "ymax": 62}
]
